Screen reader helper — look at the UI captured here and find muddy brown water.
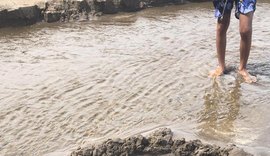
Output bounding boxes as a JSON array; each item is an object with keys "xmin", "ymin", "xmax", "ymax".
[{"xmin": 0, "ymin": 2, "xmax": 270, "ymax": 156}]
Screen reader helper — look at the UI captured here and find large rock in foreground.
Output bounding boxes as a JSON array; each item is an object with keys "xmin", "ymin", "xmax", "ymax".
[{"xmin": 70, "ymin": 128, "xmax": 252, "ymax": 156}]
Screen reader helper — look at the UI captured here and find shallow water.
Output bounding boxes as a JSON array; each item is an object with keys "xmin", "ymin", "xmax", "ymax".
[{"xmin": 0, "ymin": 2, "xmax": 270, "ymax": 156}]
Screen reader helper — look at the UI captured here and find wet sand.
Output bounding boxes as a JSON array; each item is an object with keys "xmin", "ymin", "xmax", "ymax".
[{"xmin": 0, "ymin": 1, "xmax": 270, "ymax": 156}]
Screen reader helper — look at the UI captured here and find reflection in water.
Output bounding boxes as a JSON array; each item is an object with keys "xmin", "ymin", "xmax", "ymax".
[{"xmin": 198, "ymin": 78, "xmax": 241, "ymax": 142}]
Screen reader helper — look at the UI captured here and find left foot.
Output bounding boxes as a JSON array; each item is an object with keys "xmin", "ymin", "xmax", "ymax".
[
  {"xmin": 209, "ymin": 66, "xmax": 225, "ymax": 78},
  {"xmin": 238, "ymin": 69, "xmax": 257, "ymax": 83}
]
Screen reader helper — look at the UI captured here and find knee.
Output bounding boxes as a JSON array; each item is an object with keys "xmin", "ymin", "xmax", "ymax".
[
  {"xmin": 240, "ymin": 27, "xmax": 252, "ymax": 39},
  {"xmin": 217, "ymin": 24, "xmax": 229, "ymax": 35}
]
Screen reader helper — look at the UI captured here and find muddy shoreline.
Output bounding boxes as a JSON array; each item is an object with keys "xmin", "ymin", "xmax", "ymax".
[
  {"xmin": 0, "ymin": 0, "xmax": 210, "ymax": 28},
  {"xmin": 70, "ymin": 128, "xmax": 252, "ymax": 156}
]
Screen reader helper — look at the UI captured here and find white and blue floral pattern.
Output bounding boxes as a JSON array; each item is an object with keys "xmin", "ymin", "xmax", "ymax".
[{"xmin": 213, "ymin": 0, "xmax": 256, "ymax": 19}]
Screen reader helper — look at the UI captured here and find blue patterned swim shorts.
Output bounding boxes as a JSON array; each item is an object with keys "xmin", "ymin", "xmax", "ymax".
[{"xmin": 213, "ymin": 0, "xmax": 257, "ymax": 19}]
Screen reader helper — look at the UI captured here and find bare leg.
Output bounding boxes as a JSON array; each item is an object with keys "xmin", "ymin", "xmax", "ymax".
[
  {"xmin": 210, "ymin": 13, "xmax": 231, "ymax": 77},
  {"xmin": 238, "ymin": 12, "xmax": 257, "ymax": 83}
]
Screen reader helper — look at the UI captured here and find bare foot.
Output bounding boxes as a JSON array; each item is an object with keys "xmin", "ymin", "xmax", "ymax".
[
  {"xmin": 238, "ymin": 69, "xmax": 257, "ymax": 83},
  {"xmin": 209, "ymin": 66, "xmax": 225, "ymax": 78}
]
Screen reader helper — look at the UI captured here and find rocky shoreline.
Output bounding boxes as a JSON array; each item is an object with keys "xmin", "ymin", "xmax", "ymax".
[
  {"xmin": 0, "ymin": 0, "xmax": 210, "ymax": 28},
  {"xmin": 70, "ymin": 128, "xmax": 252, "ymax": 156}
]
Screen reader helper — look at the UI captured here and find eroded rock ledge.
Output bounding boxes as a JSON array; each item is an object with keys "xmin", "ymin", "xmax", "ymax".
[
  {"xmin": 70, "ymin": 128, "xmax": 252, "ymax": 156},
  {"xmin": 0, "ymin": 0, "xmax": 210, "ymax": 28}
]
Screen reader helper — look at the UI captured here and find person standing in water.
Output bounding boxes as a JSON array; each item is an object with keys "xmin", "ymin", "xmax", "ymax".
[{"xmin": 210, "ymin": 0, "xmax": 257, "ymax": 83}]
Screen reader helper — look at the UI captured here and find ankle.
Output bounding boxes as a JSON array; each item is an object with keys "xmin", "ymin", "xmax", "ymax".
[
  {"xmin": 238, "ymin": 67, "xmax": 247, "ymax": 72},
  {"xmin": 218, "ymin": 66, "xmax": 225, "ymax": 71}
]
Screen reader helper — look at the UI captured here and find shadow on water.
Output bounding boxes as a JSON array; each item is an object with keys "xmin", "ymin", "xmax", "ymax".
[
  {"xmin": 248, "ymin": 62, "xmax": 270, "ymax": 77},
  {"xmin": 197, "ymin": 78, "xmax": 241, "ymax": 143}
]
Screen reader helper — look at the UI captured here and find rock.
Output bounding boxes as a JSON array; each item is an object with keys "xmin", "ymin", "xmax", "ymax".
[
  {"xmin": 82, "ymin": 148, "xmax": 93, "ymax": 156},
  {"xmin": 144, "ymin": 128, "xmax": 174, "ymax": 154},
  {"xmin": 0, "ymin": 9, "xmax": 8, "ymax": 26},
  {"xmin": 146, "ymin": 0, "xmax": 185, "ymax": 6},
  {"xmin": 91, "ymin": 0, "xmax": 104, "ymax": 14},
  {"xmin": 44, "ymin": 11, "xmax": 62, "ymax": 23},
  {"xmin": 43, "ymin": 0, "xmax": 64, "ymax": 22},
  {"xmin": 0, "ymin": 5, "xmax": 41, "ymax": 28},
  {"xmin": 0, "ymin": 0, "xmax": 188, "ymax": 27},
  {"xmin": 70, "ymin": 128, "xmax": 253, "ymax": 156},
  {"xmin": 120, "ymin": 0, "xmax": 145, "ymax": 12},
  {"xmin": 79, "ymin": 11, "xmax": 89, "ymax": 21},
  {"xmin": 122, "ymin": 135, "xmax": 149, "ymax": 155},
  {"xmin": 43, "ymin": 0, "xmax": 93, "ymax": 22},
  {"xmin": 92, "ymin": 0, "xmax": 118, "ymax": 14},
  {"xmin": 195, "ymin": 145, "xmax": 221, "ymax": 156},
  {"xmin": 78, "ymin": 0, "xmax": 91, "ymax": 12},
  {"xmin": 103, "ymin": 0, "xmax": 118, "ymax": 14},
  {"xmin": 226, "ymin": 144, "xmax": 253, "ymax": 156},
  {"xmin": 104, "ymin": 139, "xmax": 124, "ymax": 155}
]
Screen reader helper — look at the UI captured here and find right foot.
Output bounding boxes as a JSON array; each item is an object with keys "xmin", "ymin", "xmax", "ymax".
[
  {"xmin": 238, "ymin": 69, "xmax": 257, "ymax": 83},
  {"xmin": 209, "ymin": 66, "xmax": 225, "ymax": 78}
]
